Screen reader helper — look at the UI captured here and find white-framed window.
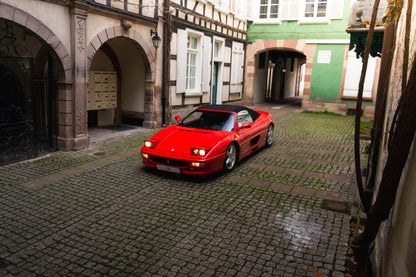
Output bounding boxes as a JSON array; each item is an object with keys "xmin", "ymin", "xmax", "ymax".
[
  {"xmin": 259, "ymin": 0, "xmax": 279, "ymax": 19},
  {"xmin": 213, "ymin": 38, "xmax": 224, "ymax": 61},
  {"xmin": 186, "ymin": 35, "xmax": 199, "ymax": 91},
  {"xmin": 253, "ymin": 0, "xmax": 343, "ymax": 23},
  {"xmin": 317, "ymin": 50, "xmax": 331, "ymax": 64},
  {"xmin": 304, "ymin": 0, "xmax": 327, "ymax": 18},
  {"xmin": 177, "ymin": 29, "xmax": 205, "ymax": 95}
]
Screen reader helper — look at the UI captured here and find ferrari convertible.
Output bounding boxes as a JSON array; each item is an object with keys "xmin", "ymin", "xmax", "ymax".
[{"xmin": 141, "ymin": 105, "xmax": 274, "ymax": 176}]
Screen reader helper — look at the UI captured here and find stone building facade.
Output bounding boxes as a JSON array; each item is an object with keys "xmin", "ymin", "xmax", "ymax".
[
  {"xmin": 0, "ymin": 0, "xmax": 163, "ymax": 164},
  {"xmin": 0, "ymin": 0, "xmax": 250, "ymax": 164}
]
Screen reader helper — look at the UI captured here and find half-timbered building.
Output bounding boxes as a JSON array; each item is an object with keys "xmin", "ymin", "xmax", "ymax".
[{"xmin": 167, "ymin": 0, "xmax": 249, "ymax": 121}]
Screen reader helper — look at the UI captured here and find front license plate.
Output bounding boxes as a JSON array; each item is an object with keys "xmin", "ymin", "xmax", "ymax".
[{"xmin": 156, "ymin": 165, "xmax": 181, "ymax": 174}]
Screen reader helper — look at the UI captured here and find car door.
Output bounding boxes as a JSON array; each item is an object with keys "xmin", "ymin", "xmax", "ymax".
[{"xmin": 236, "ymin": 110, "xmax": 259, "ymax": 158}]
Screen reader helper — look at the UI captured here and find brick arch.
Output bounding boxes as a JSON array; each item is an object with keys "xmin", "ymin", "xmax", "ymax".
[
  {"xmin": 0, "ymin": 2, "xmax": 72, "ymax": 83},
  {"xmin": 86, "ymin": 26, "xmax": 155, "ymax": 82}
]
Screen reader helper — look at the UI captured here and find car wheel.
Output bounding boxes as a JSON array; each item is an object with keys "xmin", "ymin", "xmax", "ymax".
[
  {"xmin": 265, "ymin": 124, "xmax": 274, "ymax": 147},
  {"xmin": 224, "ymin": 143, "xmax": 237, "ymax": 171}
]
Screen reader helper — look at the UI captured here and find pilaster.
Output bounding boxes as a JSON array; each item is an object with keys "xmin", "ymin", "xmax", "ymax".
[{"xmin": 70, "ymin": 1, "xmax": 90, "ymax": 149}]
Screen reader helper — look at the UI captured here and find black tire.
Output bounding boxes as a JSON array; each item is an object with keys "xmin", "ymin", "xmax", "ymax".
[
  {"xmin": 265, "ymin": 124, "xmax": 274, "ymax": 147},
  {"xmin": 223, "ymin": 143, "xmax": 237, "ymax": 172}
]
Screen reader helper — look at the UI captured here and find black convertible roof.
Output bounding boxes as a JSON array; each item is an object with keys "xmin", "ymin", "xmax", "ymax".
[{"xmin": 198, "ymin": 105, "xmax": 260, "ymax": 121}]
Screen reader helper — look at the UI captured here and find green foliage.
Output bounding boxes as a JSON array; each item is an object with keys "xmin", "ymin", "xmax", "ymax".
[{"xmin": 360, "ymin": 120, "xmax": 373, "ymax": 137}]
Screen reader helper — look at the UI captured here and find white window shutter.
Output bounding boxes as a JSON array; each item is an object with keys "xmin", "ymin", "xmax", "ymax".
[
  {"xmin": 176, "ymin": 29, "xmax": 187, "ymax": 93},
  {"xmin": 287, "ymin": 0, "xmax": 301, "ymax": 20},
  {"xmin": 231, "ymin": 42, "xmax": 243, "ymax": 84},
  {"xmin": 246, "ymin": 0, "xmax": 256, "ymax": 20},
  {"xmin": 280, "ymin": 0, "xmax": 289, "ymax": 19},
  {"xmin": 202, "ymin": 36, "xmax": 212, "ymax": 92},
  {"xmin": 328, "ymin": 0, "xmax": 344, "ymax": 19}
]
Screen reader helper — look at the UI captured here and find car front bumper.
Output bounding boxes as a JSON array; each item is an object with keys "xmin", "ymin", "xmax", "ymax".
[{"xmin": 141, "ymin": 148, "xmax": 225, "ymax": 176}]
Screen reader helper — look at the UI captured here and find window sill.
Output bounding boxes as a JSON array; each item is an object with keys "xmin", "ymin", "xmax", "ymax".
[
  {"xmin": 298, "ymin": 18, "xmax": 331, "ymax": 24},
  {"xmin": 185, "ymin": 91, "xmax": 203, "ymax": 97},
  {"xmin": 252, "ymin": 19, "xmax": 282, "ymax": 25}
]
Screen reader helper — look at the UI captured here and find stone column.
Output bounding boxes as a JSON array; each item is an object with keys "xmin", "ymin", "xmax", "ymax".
[
  {"xmin": 70, "ymin": 1, "xmax": 89, "ymax": 150},
  {"xmin": 143, "ymin": 81, "xmax": 156, "ymax": 128}
]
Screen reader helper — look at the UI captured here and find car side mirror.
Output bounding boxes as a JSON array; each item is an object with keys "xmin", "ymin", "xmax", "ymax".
[
  {"xmin": 237, "ymin": 122, "xmax": 252, "ymax": 131},
  {"xmin": 175, "ymin": 115, "xmax": 181, "ymax": 123}
]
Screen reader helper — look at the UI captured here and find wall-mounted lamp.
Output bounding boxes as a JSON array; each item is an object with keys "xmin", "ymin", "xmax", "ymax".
[{"xmin": 150, "ymin": 30, "xmax": 161, "ymax": 49}]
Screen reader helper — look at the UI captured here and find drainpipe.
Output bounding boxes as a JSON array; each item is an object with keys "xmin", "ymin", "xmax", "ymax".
[{"xmin": 162, "ymin": 0, "xmax": 171, "ymax": 126}]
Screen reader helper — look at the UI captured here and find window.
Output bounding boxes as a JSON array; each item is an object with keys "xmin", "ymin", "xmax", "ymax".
[
  {"xmin": 177, "ymin": 29, "xmax": 209, "ymax": 95},
  {"xmin": 214, "ymin": 41, "xmax": 220, "ymax": 60},
  {"xmin": 317, "ymin": 50, "xmax": 331, "ymax": 64},
  {"xmin": 237, "ymin": 110, "xmax": 253, "ymax": 127},
  {"xmin": 259, "ymin": 0, "xmax": 279, "ymax": 19},
  {"xmin": 181, "ymin": 110, "xmax": 236, "ymax": 131},
  {"xmin": 186, "ymin": 35, "xmax": 199, "ymax": 90},
  {"xmin": 305, "ymin": 0, "xmax": 327, "ymax": 18}
]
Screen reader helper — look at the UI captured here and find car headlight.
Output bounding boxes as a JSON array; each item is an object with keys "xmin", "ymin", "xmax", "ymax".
[
  {"xmin": 144, "ymin": 141, "xmax": 153, "ymax": 148},
  {"xmin": 191, "ymin": 148, "xmax": 209, "ymax": 156},
  {"xmin": 144, "ymin": 139, "xmax": 160, "ymax": 149}
]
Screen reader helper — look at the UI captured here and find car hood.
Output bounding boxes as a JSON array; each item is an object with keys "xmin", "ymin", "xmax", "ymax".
[{"xmin": 154, "ymin": 126, "xmax": 229, "ymax": 155}]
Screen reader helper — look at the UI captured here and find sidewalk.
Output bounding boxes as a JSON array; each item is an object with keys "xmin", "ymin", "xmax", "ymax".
[{"xmin": 0, "ymin": 102, "xmax": 358, "ymax": 276}]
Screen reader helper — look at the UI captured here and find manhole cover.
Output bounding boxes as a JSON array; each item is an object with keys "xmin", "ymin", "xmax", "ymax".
[
  {"xmin": 321, "ymin": 200, "xmax": 350, "ymax": 215},
  {"xmin": 326, "ymin": 202, "xmax": 347, "ymax": 211}
]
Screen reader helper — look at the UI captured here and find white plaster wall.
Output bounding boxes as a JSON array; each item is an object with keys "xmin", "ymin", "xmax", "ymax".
[
  {"xmin": 3, "ymin": 0, "xmax": 71, "ymax": 53},
  {"xmin": 284, "ymin": 58, "xmax": 297, "ymax": 98}
]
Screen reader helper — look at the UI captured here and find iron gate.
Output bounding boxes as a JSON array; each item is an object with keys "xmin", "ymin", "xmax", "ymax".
[{"xmin": 0, "ymin": 57, "xmax": 57, "ymax": 165}]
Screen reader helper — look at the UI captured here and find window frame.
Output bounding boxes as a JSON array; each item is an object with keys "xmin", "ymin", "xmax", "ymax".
[
  {"xmin": 298, "ymin": 0, "xmax": 330, "ymax": 24},
  {"xmin": 256, "ymin": 0, "xmax": 282, "ymax": 23},
  {"xmin": 184, "ymin": 29, "xmax": 204, "ymax": 96}
]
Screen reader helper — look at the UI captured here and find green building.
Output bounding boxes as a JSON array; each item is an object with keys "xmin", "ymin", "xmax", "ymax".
[{"xmin": 245, "ymin": 0, "xmax": 383, "ymax": 117}]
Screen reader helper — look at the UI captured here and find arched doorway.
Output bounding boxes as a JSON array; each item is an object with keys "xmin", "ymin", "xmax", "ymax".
[
  {"xmin": 87, "ymin": 28, "xmax": 156, "ymax": 131},
  {"xmin": 88, "ymin": 37, "xmax": 147, "ymax": 128},
  {"xmin": 253, "ymin": 49, "xmax": 306, "ymax": 104},
  {"xmin": 0, "ymin": 19, "xmax": 60, "ymax": 165}
]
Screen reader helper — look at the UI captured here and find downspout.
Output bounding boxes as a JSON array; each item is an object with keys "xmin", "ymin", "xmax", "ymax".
[{"xmin": 162, "ymin": 0, "xmax": 171, "ymax": 126}]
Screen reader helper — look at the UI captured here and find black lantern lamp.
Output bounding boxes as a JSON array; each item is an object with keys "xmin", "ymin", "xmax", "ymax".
[{"xmin": 150, "ymin": 30, "xmax": 161, "ymax": 49}]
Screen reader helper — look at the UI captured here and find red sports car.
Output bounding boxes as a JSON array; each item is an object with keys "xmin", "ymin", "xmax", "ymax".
[{"xmin": 141, "ymin": 105, "xmax": 274, "ymax": 176}]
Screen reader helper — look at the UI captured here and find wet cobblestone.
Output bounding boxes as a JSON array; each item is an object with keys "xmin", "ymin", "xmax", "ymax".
[{"xmin": 0, "ymin": 104, "xmax": 359, "ymax": 276}]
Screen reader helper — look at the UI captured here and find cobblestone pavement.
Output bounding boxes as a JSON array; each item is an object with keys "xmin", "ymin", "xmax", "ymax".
[{"xmin": 0, "ymin": 102, "xmax": 359, "ymax": 276}]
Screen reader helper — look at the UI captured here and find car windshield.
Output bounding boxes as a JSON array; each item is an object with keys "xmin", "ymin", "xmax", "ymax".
[{"xmin": 180, "ymin": 110, "xmax": 236, "ymax": 131}]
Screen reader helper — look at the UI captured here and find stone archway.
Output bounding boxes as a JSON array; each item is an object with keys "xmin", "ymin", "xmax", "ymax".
[
  {"xmin": 246, "ymin": 39, "xmax": 313, "ymax": 104},
  {"xmin": 87, "ymin": 27, "xmax": 156, "ymax": 128},
  {"xmin": 0, "ymin": 3, "xmax": 73, "ymax": 158},
  {"xmin": 0, "ymin": 3, "xmax": 71, "ymax": 82}
]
